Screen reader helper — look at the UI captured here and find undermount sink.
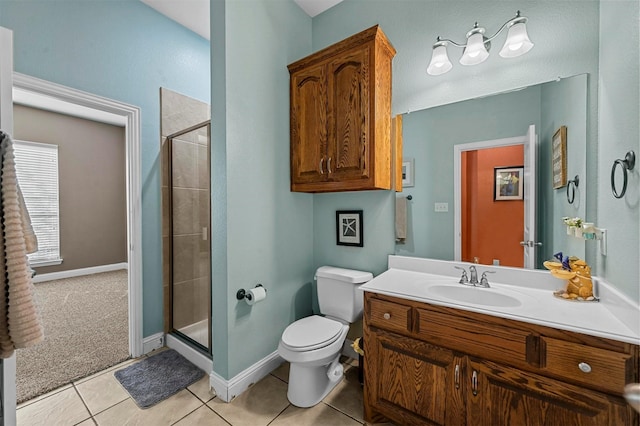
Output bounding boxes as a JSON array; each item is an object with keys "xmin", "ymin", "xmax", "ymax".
[{"xmin": 428, "ymin": 285, "xmax": 522, "ymax": 308}]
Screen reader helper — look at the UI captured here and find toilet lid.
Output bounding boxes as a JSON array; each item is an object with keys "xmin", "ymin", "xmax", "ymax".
[{"xmin": 281, "ymin": 316, "xmax": 344, "ymax": 351}]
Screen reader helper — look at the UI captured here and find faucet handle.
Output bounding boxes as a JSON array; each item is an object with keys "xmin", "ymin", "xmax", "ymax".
[
  {"xmin": 454, "ymin": 266, "xmax": 468, "ymax": 284},
  {"xmin": 479, "ymin": 270, "xmax": 495, "ymax": 287}
]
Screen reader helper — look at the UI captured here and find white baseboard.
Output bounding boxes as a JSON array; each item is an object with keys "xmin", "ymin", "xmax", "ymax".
[
  {"xmin": 33, "ymin": 262, "xmax": 128, "ymax": 283},
  {"xmin": 166, "ymin": 333, "xmax": 213, "ymax": 373},
  {"xmin": 143, "ymin": 332, "xmax": 164, "ymax": 354},
  {"xmin": 210, "ymin": 351, "xmax": 283, "ymax": 403}
]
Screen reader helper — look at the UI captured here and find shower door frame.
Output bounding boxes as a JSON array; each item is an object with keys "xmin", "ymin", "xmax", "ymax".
[{"xmin": 166, "ymin": 119, "xmax": 212, "ymax": 355}]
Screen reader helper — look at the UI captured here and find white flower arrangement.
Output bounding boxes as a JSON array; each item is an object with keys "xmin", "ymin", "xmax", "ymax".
[{"xmin": 562, "ymin": 217, "xmax": 583, "ymax": 228}]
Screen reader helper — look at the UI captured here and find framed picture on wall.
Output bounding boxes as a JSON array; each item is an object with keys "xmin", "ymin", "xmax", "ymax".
[
  {"xmin": 402, "ymin": 158, "xmax": 415, "ymax": 187},
  {"xmin": 552, "ymin": 126, "xmax": 567, "ymax": 189},
  {"xmin": 494, "ymin": 166, "xmax": 524, "ymax": 201},
  {"xmin": 336, "ymin": 210, "xmax": 363, "ymax": 247}
]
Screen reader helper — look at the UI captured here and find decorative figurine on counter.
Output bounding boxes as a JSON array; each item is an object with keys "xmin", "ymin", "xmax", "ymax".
[{"xmin": 544, "ymin": 252, "xmax": 597, "ymax": 301}]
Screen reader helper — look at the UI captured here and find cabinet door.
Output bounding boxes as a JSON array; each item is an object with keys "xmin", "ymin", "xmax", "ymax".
[
  {"xmin": 326, "ymin": 46, "xmax": 370, "ymax": 183},
  {"xmin": 368, "ymin": 330, "xmax": 465, "ymax": 426},
  {"xmin": 467, "ymin": 358, "xmax": 634, "ymax": 426},
  {"xmin": 290, "ymin": 63, "xmax": 327, "ymax": 185}
]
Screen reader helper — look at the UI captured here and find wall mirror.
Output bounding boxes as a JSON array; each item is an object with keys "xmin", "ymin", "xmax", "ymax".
[{"xmin": 395, "ymin": 73, "xmax": 588, "ymax": 270}]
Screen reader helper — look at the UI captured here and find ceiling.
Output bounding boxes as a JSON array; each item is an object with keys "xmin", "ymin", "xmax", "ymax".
[{"xmin": 140, "ymin": 0, "xmax": 344, "ymax": 41}]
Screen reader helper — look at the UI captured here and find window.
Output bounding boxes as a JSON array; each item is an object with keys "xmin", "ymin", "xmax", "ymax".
[{"xmin": 13, "ymin": 140, "xmax": 62, "ymax": 266}]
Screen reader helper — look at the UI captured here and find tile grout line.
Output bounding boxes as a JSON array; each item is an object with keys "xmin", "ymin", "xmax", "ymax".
[
  {"xmin": 265, "ymin": 402, "xmax": 292, "ymax": 426},
  {"xmin": 321, "ymin": 400, "xmax": 366, "ymax": 425},
  {"xmin": 71, "ymin": 383, "xmax": 95, "ymax": 425},
  {"xmin": 169, "ymin": 400, "xmax": 207, "ymax": 426}
]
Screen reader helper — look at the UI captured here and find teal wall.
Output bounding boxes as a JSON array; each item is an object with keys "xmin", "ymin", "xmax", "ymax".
[
  {"xmin": 211, "ymin": 0, "xmax": 314, "ymax": 378},
  {"xmin": 311, "ymin": 1, "xmax": 640, "ymax": 304},
  {"xmin": 0, "ymin": 0, "xmax": 211, "ymax": 337},
  {"xmin": 539, "ymin": 74, "xmax": 588, "ymax": 264},
  {"xmin": 597, "ymin": 1, "xmax": 639, "ymax": 302}
]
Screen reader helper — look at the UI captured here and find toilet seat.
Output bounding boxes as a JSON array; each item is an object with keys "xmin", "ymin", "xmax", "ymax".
[{"xmin": 280, "ymin": 316, "xmax": 344, "ymax": 352}]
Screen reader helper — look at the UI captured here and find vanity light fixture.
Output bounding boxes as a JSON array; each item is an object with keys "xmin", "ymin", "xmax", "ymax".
[{"xmin": 427, "ymin": 11, "xmax": 534, "ymax": 76}]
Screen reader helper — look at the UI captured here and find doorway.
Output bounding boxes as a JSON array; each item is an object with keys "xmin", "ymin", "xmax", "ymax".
[
  {"xmin": 460, "ymin": 145, "xmax": 525, "ymax": 267},
  {"xmin": 454, "ymin": 125, "xmax": 538, "ymax": 268},
  {"xmin": 12, "ymin": 73, "xmax": 143, "ymax": 358}
]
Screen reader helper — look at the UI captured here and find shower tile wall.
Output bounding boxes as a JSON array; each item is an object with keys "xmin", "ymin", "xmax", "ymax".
[{"xmin": 160, "ymin": 88, "xmax": 210, "ymax": 346}]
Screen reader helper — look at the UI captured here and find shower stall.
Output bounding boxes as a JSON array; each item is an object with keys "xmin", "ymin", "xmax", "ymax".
[{"xmin": 165, "ymin": 120, "xmax": 211, "ymax": 355}]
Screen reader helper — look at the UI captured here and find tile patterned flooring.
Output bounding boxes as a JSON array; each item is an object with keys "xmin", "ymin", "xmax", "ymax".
[{"xmin": 17, "ymin": 350, "xmax": 383, "ymax": 426}]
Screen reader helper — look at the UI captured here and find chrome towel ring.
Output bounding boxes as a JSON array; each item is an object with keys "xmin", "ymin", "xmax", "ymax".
[
  {"xmin": 611, "ymin": 151, "xmax": 635, "ymax": 199},
  {"xmin": 566, "ymin": 175, "xmax": 579, "ymax": 204}
]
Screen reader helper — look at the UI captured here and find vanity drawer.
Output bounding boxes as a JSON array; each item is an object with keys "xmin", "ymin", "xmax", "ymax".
[
  {"xmin": 416, "ymin": 307, "xmax": 531, "ymax": 367},
  {"xmin": 542, "ymin": 337, "xmax": 633, "ymax": 395},
  {"xmin": 368, "ymin": 298, "xmax": 411, "ymax": 334}
]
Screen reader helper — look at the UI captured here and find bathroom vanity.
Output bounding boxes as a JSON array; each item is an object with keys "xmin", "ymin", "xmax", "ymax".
[{"xmin": 362, "ymin": 256, "xmax": 640, "ymax": 426}]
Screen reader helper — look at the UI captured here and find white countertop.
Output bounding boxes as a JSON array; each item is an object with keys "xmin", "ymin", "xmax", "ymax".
[{"xmin": 361, "ymin": 256, "xmax": 640, "ymax": 345}]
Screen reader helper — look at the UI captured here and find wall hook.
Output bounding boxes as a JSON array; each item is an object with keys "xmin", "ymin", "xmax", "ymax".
[
  {"xmin": 611, "ymin": 151, "xmax": 635, "ymax": 199},
  {"xmin": 566, "ymin": 175, "xmax": 579, "ymax": 204}
]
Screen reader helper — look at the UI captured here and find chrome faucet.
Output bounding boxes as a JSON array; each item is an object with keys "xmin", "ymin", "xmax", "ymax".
[
  {"xmin": 478, "ymin": 271, "xmax": 495, "ymax": 288},
  {"xmin": 469, "ymin": 265, "xmax": 479, "ymax": 285},
  {"xmin": 454, "ymin": 266, "xmax": 469, "ymax": 284},
  {"xmin": 454, "ymin": 266, "xmax": 495, "ymax": 288}
]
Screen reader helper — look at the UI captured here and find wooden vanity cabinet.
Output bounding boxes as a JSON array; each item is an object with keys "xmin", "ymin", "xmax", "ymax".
[
  {"xmin": 363, "ymin": 292, "xmax": 639, "ymax": 426},
  {"xmin": 288, "ymin": 25, "xmax": 396, "ymax": 193}
]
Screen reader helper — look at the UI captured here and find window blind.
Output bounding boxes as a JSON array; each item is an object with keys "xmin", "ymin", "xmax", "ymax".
[{"xmin": 13, "ymin": 140, "xmax": 62, "ymax": 266}]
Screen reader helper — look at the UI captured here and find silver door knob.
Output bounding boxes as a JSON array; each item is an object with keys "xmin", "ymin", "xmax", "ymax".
[{"xmin": 519, "ymin": 241, "xmax": 543, "ymax": 247}]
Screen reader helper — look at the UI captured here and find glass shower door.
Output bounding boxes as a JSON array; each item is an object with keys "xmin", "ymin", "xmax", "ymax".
[{"xmin": 168, "ymin": 121, "xmax": 211, "ymax": 353}]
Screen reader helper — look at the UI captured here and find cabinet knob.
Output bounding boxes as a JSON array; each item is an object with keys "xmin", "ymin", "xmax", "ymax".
[
  {"xmin": 319, "ymin": 158, "xmax": 325, "ymax": 175},
  {"xmin": 327, "ymin": 157, "xmax": 332, "ymax": 174},
  {"xmin": 578, "ymin": 362, "xmax": 592, "ymax": 373},
  {"xmin": 383, "ymin": 313, "xmax": 391, "ymax": 320}
]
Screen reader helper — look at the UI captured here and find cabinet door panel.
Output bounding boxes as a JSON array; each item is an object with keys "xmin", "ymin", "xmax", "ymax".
[
  {"xmin": 370, "ymin": 331, "xmax": 465, "ymax": 426},
  {"xmin": 290, "ymin": 64, "xmax": 327, "ymax": 185},
  {"xmin": 327, "ymin": 47, "xmax": 370, "ymax": 182},
  {"xmin": 467, "ymin": 359, "xmax": 633, "ymax": 426}
]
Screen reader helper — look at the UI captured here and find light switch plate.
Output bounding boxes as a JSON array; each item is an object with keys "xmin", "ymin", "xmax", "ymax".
[{"xmin": 434, "ymin": 202, "xmax": 448, "ymax": 212}]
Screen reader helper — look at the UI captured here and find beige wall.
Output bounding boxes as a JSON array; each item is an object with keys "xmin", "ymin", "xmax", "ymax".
[{"xmin": 13, "ymin": 104, "xmax": 127, "ymax": 274}]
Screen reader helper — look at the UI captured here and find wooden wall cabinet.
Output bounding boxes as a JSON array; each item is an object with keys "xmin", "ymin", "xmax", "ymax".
[
  {"xmin": 288, "ymin": 25, "xmax": 396, "ymax": 193},
  {"xmin": 364, "ymin": 292, "xmax": 639, "ymax": 426}
]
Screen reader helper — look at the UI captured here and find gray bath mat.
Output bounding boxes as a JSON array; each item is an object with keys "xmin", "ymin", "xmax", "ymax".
[{"xmin": 114, "ymin": 349, "xmax": 205, "ymax": 408}]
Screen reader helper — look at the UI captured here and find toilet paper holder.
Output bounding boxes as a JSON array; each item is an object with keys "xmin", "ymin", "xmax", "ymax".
[{"xmin": 236, "ymin": 284, "xmax": 266, "ymax": 302}]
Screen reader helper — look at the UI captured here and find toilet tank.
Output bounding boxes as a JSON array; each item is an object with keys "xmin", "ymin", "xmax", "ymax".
[{"xmin": 315, "ymin": 266, "xmax": 373, "ymax": 322}]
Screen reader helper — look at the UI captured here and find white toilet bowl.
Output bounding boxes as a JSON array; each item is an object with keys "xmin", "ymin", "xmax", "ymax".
[
  {"xmin": 278, "ymin": 266, "xmax": 372, "ymax": 408},
  {"xmin": 277, "ymin": 315, "xmax": 349, "ymax": 407}
]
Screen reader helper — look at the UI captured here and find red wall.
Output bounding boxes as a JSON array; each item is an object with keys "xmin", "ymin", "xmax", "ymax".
[{"xmin": 462, "ymin": 145, "xmax": 524, "ymax": 267}]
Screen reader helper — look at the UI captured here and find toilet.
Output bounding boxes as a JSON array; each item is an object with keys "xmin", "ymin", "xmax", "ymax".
[{"xmin": 278, "ymin": 266, "xmax": 373, "ymax": 408}]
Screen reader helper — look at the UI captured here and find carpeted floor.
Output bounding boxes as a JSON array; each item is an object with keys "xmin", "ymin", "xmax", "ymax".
[{"xmin": 16, "ymin": 270, "xmax": 130, "ymax": 403}]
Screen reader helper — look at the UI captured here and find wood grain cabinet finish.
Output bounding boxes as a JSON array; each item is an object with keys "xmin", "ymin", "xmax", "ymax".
[
  {"xmin": 363, "ymin": 292, "xmax": 640, "ymax": 426},
  {"xmin": 288, "ymin": 25, "xmax": 396, "ymax": 193}
]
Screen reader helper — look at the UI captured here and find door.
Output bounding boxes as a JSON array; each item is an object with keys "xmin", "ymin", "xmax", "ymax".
[
  {"xmin": 521, "ymin": 124, "xmax": 538, "ymax": 268},
  {"xmin": 0, "ymin": 25, "xmax": 16, "ymax": 426},
  {"xmin": 327, "ymin": 47, "xmax": 370, "ymax": 182},
  {"xmin": 290, "ymin": 63, "xmax": 327, "ymax": 186},
  {"xmin": 466, "ymin": 358, "xmax": 629, "ymax": 426},
  {"xmin": 371, "ymin": 331, "xmax": 465, "ymax": 425}
]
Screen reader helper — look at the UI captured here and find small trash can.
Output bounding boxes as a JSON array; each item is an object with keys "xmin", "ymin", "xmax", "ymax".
[{"xmin": 352, "ymin": 337, "xmax": 364, "ymax": 386}]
